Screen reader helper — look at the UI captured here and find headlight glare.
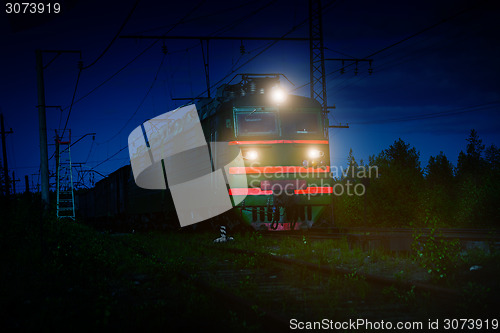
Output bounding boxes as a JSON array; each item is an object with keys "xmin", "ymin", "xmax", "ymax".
[
  {"xmin": 245, "ymin": 150, "xmax": 258, "ymax": 160},
  {"xmin": 308, "ymin": 149, "xmax": 322, "ymax": 159},
  {"xmin": 271, "ymin": 87, "xmax": 286, "ymax": 104}
]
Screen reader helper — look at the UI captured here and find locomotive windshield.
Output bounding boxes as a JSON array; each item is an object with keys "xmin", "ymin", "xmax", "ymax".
[
  {"xmin": 236, "ymin": 111, "xmax": 278, "ymax": 136},
  {"xmin": 281, "ymin": 111, "xmax": 320, "ymax": 134}
]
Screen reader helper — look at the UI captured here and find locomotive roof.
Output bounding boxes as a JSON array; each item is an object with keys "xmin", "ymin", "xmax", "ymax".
[
  {"xmin": 230, "ymin": 94, "xmax": 322, "ymax": 109},
  {"xmin": 195, "ymin": 93, "xmax": 322, "ymax": 121}
]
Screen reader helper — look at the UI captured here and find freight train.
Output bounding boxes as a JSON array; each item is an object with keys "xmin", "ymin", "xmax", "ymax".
[{"xmin": 76, "ymin": 74, "xmax": 334, "ymax": 231}]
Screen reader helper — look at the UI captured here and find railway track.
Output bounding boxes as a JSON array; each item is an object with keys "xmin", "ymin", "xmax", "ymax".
[
  {"xmin": 208, "ymin": 245, "xmax": 461, "ymax": 300},
  {"xmin": 264, "ymin": 227, "xmax": 499, "ymax": 239},
  {"xmin": 114, "ymin": 231, "xmax": 498, "ymax": 331},
  {"xmin": 261, "ymin": 227, "xmax": 500, "ymax": 253}
]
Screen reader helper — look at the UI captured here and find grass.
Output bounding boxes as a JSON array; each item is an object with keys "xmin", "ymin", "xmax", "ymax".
[
  {"xmin": 144, "ymin": 231, "xmax": 496, "ymax": 320},
  {"xmin": 0, "ymin": 196, "xmax": 262, "ymax": 331},
  {"xmin": 2, "ymin": 195, "xmax": 497, "ymax": 328},
  {"xmin": 223, "ymin": 230, "xmax": 499, "ymax": 317}
]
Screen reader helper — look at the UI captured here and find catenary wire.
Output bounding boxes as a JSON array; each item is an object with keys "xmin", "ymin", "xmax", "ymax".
[{"xmin": 82, "ymin": 0, "xmax": 141, "ymax": 70}]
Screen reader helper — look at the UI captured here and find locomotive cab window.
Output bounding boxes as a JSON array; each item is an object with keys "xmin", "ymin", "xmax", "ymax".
[
  {"xmin": 282, "ymin": 111, "xmax": 320, "ymax": 134},
  {"xmin": 235, "ymin": 111, "xmax": 278, "ymax": 136}
]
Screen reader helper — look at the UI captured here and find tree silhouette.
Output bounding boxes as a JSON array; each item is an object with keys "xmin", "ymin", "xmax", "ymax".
[
  {"xmin": 423, "ymin": 152, "xmax": 455, "ymax": 225},
  {"xmin": 426, "ymin": 152, "xmax": 454, "ymax": 187},
  {"xmin": 376, "ymin": 138, "xmax": 421, "ymax": 172},
  {"xmin": 485, "ymin": 144, "xmax": 500, "ymax": 172},
  {"xmin": 455, "ymin": 130, "xmax": 500, "ymax": 226},
  {"xmin": 369, "ymin": 138, "xmax": 423, "ymax": 226},
  {"xmin": 456, "ymin": 129, "xmax": 485, "ymax": 178},
  {"xmin": 333, "ymin": 132, "xmax": 499, "ymax": 228}
]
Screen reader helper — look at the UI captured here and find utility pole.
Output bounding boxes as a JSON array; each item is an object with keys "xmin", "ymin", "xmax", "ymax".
[
  {"xmin": 12, "ymin": 171, "xmax": 20, "ymax": 194},
  {"xmin": 1, "ymin": 113, "xmax": 13, "ymax": 196},
  {"xmin": 35, "ymin": 49, "xmax": 81, "ymax": 209},
  {"xmin": 36, "ymin": 49, "xmax": 50, "ymax": 208},
  {"xmin": 25, "ymin": 175, "xmax": 30, "ymax": 193}
]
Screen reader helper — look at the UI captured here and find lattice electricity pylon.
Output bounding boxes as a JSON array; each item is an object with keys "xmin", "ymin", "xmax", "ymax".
[
  {"xmin": 56, "ymin": 130, "xmax": 75, "ymax": 220},
  {"xmin": 309, "ymin": 0, "xmax": 328, "ymax": 137}
]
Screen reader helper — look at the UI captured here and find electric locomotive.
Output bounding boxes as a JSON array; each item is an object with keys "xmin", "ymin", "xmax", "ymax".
[{"xmin": 196, "ymin": 74, "xmax": 333, "ymax": 230}]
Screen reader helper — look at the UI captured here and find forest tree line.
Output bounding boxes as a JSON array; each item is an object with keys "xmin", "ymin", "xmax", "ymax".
[{"xmin": 333, "ymin": 129, "xmax": 500, "ymax": 228}]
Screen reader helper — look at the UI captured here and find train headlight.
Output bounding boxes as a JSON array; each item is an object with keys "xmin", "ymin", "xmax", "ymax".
[
  {"xmin": 245, "ymin": 150, "xmax": 258, "ymax": 160},
  {"xmin": 308, "ymin": 149, "xmax": 323, "ymax": 159},
  {"xmin": 271, "ymin": 87, "xmax": 286, "ymax": 104}
]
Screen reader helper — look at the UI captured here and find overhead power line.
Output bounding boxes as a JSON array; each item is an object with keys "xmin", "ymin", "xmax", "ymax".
[
  {"xmin": 88, "ymin": 0, "xmax": 340, "ymax": 173},
  {"xmin": 360, "ymin": 1, "xmax": 488, "ymax": 61},
  {"xmin": 62, "ymin": 0, "xmax": 206, "ymax": 112},
  {"xmin": 129, "ymin": 0, "xmax": 256, "ymax": 35},
  {"xmin": 91, "ymin": 0, "xmax": 337, "ymax": 174},
  {"xmin": 86, "ymin": 1, "xmax": 207, "ymax": 172},
  {"xmin": 63, "ymin": 42, "xmax": 158, "ymax": 111},
  {"xmin": 60, "ymin": 60, "xmax": 82, "ymax": 139},
  {"xmin": 101, "ymin": 0, "xmax": 282, "ymax": 144},
  {"xmin": 100, "ymin": 51, "xmax": 167, "ymax": 144},
  {"xmin": 328, "ymin": 18, "xmax": 487, "ymax": 95},
  {"xmin": 186, "ymin": 0, "xmax": 339, "ymax": 101},
  {"xmin": 90, "ymin": 145, "xmax": 128, "ymax": 171},
  {"xmin": 58, "ymin": 1, "xmax": 141, "ymax": 138},
  {"xmin": 351, "ymin": 101, "xmax": 500, "ymax": 125},
  {"xmin": 292, "ymin": 0, "xmax": 489, "ymax": 93},
  {"xmin": 82, "ymin": 0, "xmax": 140, "ymax": 70}
]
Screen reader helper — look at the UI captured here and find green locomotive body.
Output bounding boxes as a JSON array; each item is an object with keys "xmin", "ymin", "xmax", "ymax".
[{"xmin": 196, "ymin": 74, "xmax": 333, "ymax": 230}]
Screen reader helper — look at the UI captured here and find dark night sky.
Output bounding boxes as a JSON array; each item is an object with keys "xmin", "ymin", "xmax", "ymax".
[{"xmin": 1, "ymin": 0, "xmax": 499, "ymax": 190}]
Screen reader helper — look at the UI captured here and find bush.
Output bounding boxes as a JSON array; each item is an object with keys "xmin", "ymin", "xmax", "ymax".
[{"xmin": 412, "ymin": 213, "xmax": 461, "ymax": 281}]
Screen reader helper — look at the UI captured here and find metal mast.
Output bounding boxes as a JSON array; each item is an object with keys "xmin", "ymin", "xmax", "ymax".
[
  {"xmin": 55, "ymin": 130, "xmax": 76, "ymax": 220},
  {"xmin": 0, "ymin": 113, "xmax": 13, "ymax": 196},
  {"xmin": 309, "ymin": 0, "xmax": 328, "ymax": 137}
]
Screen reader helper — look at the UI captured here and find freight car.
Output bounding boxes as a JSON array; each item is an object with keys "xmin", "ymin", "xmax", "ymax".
[
  {"xmin": 76, "ymin": 165, "xmax": 177, "ymax": 231},
  {"xmin": 77, "ymin": 74, "xmax": 334, "ymax": 231}
]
